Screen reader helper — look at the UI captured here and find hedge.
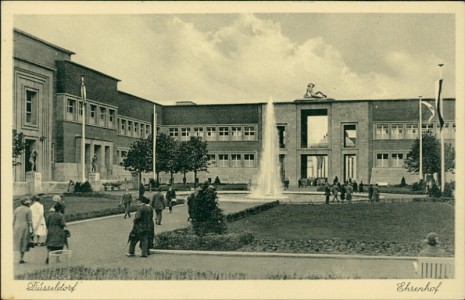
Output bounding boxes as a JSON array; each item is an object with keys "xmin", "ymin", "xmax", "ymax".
[{"xmin": 226, "ymin": 200, "xmax": 280, "ymax": 222}]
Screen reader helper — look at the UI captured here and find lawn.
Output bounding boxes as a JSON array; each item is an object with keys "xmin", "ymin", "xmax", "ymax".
[
  {"xmin": 228, "ymin": 202, "xmax": 455, "ymax": 256},
  {"xmin": 13, "ymin": 195, "xmax": 122, "ymax": 216}
]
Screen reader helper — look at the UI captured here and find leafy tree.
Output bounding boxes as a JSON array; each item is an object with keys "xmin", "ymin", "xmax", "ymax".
[
  {"xmin": 186, "ymin": 137, "xmax": 209, "ymax": 184},
  {"xmin": 177, "ymin": 141, "xmax": 192, "ymax": 185},
  {"xmin": 404, "ymin": 132, "xmax": 455, "ymax": 181},
  {"xmin": 191, "ymin": 182, "xmax": 227, "ymax": 236},
  {"xmin": 156, "ymin": 133, "xmax": 179, "ymax": 185},
  {"xmin": 13, "ymin": 129, "xmax": 26, "ymax": 166},
  {"xmin": 123, "ymin": 138, "xmax": 153, "ymax": 184}
]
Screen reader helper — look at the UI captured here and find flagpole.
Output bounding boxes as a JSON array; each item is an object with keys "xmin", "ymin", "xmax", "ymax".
[
  {"xmin": 418, "ymin": 96, "xmax": 423, "ymax": 182},
  {"xmin": 153, "ymin": 105, "xmax": 157, "ymax": 183},
  {"xmin": 81, "ymin": 76, "xmax": 86, "ymax": 182},
  {"xmin": 439, "ymin": 64, "xmax": 445, "ymax": 192}
]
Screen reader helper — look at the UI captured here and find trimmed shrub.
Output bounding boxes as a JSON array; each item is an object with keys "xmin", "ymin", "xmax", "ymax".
[
  {"xmin": 412, "ymin": 180, "xmax": 426, "ymax": 192},
  {"xmin": 214, "ymin": 176, "xmax": 221, "ymax": 185},
  {"xmin": 443, "ymin": 181, "xmax": 455, "ymax": 198},
  {"xmin": 73, "ymin": 181, "xmax": 93, "ymax": 193},
  {"xmin": 400, "ymin": 176, "xmax": 406, "ymax": 187},
  {"xmin": 191, "ymin": 184, "xmax": 227, "ymax": 236},
  {"xmin": 429, "ymin": 184, "xmax": 442, "ymax": 198}
]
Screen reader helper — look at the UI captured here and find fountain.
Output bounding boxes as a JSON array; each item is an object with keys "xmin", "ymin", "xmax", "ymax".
[{"xmin": 249, "ymin": 97, "xmax": 286, "ymax": 199}]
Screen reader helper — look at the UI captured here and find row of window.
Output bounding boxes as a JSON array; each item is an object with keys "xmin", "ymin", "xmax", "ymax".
[
  {"xmin": 118, "ymin": 118, "xmax": 152, "ymax": 139},
  {"xmin": 208, "ymin": 153, "xmax": 256, "ymax": 167},
  {"xmin": 165, "ymin": 126, "xmax": 257, "ymax": 142},
  {"xmin": 375, "ymin": 122, "xmax": 456, "ymax": 140},
  {"xmin": 375, "ymin": 153, "xmax": 408, "ymax": 168},
  {"xmin": 66, "ymin": 98, "xmax": 117, "ymax": 129}
]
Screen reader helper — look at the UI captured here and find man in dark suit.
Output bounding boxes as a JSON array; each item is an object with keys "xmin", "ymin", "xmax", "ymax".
[
  {"xmin": 151, "ymin": 188, "xmax": 166, "ymax": 225},
  {"xmin": 127, "ymin": 197, "xmax": 151, "ymax": 257},
  {"xmin": 165, "ymin": 185, "xmax": 176, "ymax": 213}
]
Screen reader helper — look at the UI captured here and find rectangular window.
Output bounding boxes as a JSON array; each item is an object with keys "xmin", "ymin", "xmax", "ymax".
[
  {"xmin": 120, "ymin": 119, "xmax": 126, "ymax": 135},
  {"xmin": 99, "ymin": 107, "xmax": 106, "ymax": 127},
  {"xmin": 140, "ymin": 124, "xmax": 145, "ymax": 138},
  {"xmin": 421, "ymin": 123, "xmax": 434, "ymax": 134},
  {"xmin": 343, "ymin": 124, "xmax": 357, "ymax": 148},
  {"xmin": 25, "ymin": 90, "xmax": 38, "ymax": 125},
  {"xmin": 134, "ymin": 122, "xmax": 139, "ymax": 137},
  {"xmin": 66, "ymin": 98, "xmax": 76, "ymax": 121},
  {"xmin": 218, "ymin": 154, "xmax": 229, "ymax": 167},
  {"xmin": 244, "ymin": 154, "xmax": 255, "ymax": 167},
  {"xmin": 207, "ymin": 154, "xmax": 216, "ymax": 166},
  {"xmin": 219, "ymin": 127, "xmax": 229, "ymax": 141},
  {"xmin": 127, "ymin": 121, "xmax": 132, "ymax": 136},
  {"xmin": 78, "ymin": 101, "xmax": 84, "ymax": 122},
  {"xmin": 193, "ymin": 127, "xmax": 204, "ymax": 139},
  {"xmin": 304, "ymin": 110, "xmax": 328, "ymax": 148},
  {"xmin": 89, "ymin": 104, "xmax": 97, "ymax": 125},
  {"xmin": 344, "ymin": 155, "xmax": 357, "ymax": 181},
  {"xmin": 391, "ymin": 124, "xmax": 404, "ymax": 140},
  {"xmin": 244, "ymin": 126, "xmax": 256, "ymax": 141},
  {"xmin": 231, "ymin": 154, "xmax": 241, "ymax": 167},
  {"xmin": 169, "ymin": 128, "xmax": 179, "ymax": 138},
  {"xmin": 108, "ymin": 109, "xmax": 115, "ymax": 128},
  {"xmin": 231, "ymin": 127, "xmax": 242, "ymax": 141},
  {"xmin": 206, "ymin": 127, "xmax": 216, "ymax": 141},
  {"xmin": 406, "ymin": 124, "xmax": 418, "ymax": 139},
  {"xmin": 277, "ymin": 125, "xmax": 286, "ymax": 148},
  {"xmin": 181, "ymin": 128, "xmax": 190, "ymax": 141},
  {"xmin": 376, "ymin": 124, "xmax": 389, "ymax": 139},
  {"xmin": 376, "ymin": 153, "xmax": 389, "ymax": 167},
  {"xmin": 391, "ymin": 153, "xmax": 404, "ymax": 167}
]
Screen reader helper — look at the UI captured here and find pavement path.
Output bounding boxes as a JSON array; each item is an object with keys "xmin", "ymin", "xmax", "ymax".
[{"xmin": 14, "ymin": 192, "xmax": 420, "ymax": 279}]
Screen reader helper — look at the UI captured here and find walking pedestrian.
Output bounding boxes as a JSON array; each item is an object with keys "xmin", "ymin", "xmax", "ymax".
[
  {"xmin": 187, "ymin": 188, "xmax": 196, "ymax": 221},
  {"xmin": 45, "ymin": 202, "xmax": 67, "ymax": 264},
  {"xmin": 372, "ymin": 184, "xmax": 380, "ymax": 202},
  {"xmin": 151, "ymin": 188, "xmax": 166, "ymax": 225},
  {"xmin": 346, "ymin": 183, "xmax": 353, "ymax": 204},
  {"xmin": 324, "ymin": 183, "xmax": 331, "ymax": 204},
  {"xmin": 332, "ymin": 184, "xmax": 340, "ymax": 202},
  {"xmin": 121, "ymin": 189, "xmax": 133, "ymax": 219},
  {"xmin": 143, "ymin": 197, "xmax": 155, "ymax": 251},
  {"xmin": 340, "ymin": 183, "xmax": 346, "ymax": 202},
  {"xmin": 166, "ymin": 185, "xmax": 176, "ymax": 213},
  {"xmin": 52, "ymin": 195, "xmax": 65, "ymax": 214},
  {"xmin": 14, "ymin": 197, "xmax": 33, "ymax": 264},
  {"xmin": 368, "ymin": 184, "xmax": 374, "ymax": 203},
  {"xmin": 359, "ymin": 181, "xmax": 364, "ymax": 193},
  {"xmin": 139, "ymin": 182, "xmax": 145, "ymax": 200},
  {"xmin": 30, "ymin": 195, "xmax": 47, "ymax": 246},
  {"xmin": 353, "ymin": 180, "xmax": 358, "ymax": 193},
  {"xmin": 127, "ymin": 197, "xmax": 152, "ymax": 257}
]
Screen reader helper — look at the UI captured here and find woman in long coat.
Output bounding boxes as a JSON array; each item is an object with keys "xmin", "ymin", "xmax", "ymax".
[
  {"xmin": 13, "ymin": 197, "xmax": 33, "ymax": 264},
  {"xmin": 45, "ymin": 202, "xmax": 67, "ymax": 264}
]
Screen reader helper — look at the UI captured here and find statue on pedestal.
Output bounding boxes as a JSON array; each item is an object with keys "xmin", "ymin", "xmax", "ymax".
[
  {"xmin": 91, "ymin": 154, "xmax": 98, "ymax": 172},
  {"xmin": 304, "ymin": 83, "xmax": 327, "ymax": 98},
  {"xmin": 29, "ymin": 150, "xmax": 37, "ymax": 172}
]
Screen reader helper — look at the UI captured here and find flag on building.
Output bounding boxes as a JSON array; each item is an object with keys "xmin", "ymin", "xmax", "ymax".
[
  {"xmin": 421, "ymin": 101, "xmax": 435, "ymax": 124},
  {"xmin": 435, "ymin": 79, "xmax": 444, "ymax": 130}
]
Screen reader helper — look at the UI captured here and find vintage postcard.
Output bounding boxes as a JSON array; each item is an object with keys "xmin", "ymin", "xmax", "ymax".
[{"xmin": 2, "ymin": 1, "xmax": 464, "ymax": 299}]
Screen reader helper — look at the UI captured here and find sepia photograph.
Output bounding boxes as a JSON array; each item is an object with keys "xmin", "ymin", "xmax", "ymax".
[{"xmin": 2, "ymin": 1, "xmax": 464, "ymax": 299}]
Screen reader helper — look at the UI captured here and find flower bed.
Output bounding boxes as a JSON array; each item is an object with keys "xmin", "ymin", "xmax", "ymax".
[{"xmin": 155, "ymin": 228, "xmax": 254, "ymax": 251}]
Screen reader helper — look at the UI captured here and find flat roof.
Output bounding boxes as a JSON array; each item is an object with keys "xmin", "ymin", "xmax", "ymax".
[
  {"xmin": 118, "ymin": 90, "xmax": 162, "ymax": 106},
  {"xmin": 14, "ymin": 28, "xmax": 75, "ymax": 55},
  {"xmin": 59, "ymin": 60, "xmax": 121, "ymax": 82}
]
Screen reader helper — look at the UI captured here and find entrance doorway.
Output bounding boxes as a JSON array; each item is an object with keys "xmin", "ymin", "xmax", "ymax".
[
  {"xmin": 344, "ymin": 154, "xmax": 357, "ymax": 182},
  {"xmin": 301, "ymin": 155, "xmax": 328, "ymax": 180},
  {"xmin": 24, "ymin": 139, "xmax": 36, "ymax": 173}
]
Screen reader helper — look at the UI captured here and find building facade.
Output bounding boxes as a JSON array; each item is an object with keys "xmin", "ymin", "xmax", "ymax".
[{"xmin": 12, "ymin": 29, "xmax": 456, "ymax": 195}]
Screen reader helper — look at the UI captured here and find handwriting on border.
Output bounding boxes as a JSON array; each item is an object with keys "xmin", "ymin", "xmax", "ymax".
[
  {"xmin": 26, "ymin": 281, "xmax": 79, "ymax": 293},
  {"xmin": 397, "ymin": 281, "xmax": 442, "ymax": 294}
]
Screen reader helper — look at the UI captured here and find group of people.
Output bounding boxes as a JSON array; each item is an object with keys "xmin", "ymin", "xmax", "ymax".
[
  {"xmin": 126, "ymin": 185, "xmax": 178, "ymax": 257},
  {"xmin": 323, "ymin": 180, "xmax": 379, "ymax": 204},
  {"xmin": 13, "ymin": 194, "xmax": 69, "ymax": 264}
]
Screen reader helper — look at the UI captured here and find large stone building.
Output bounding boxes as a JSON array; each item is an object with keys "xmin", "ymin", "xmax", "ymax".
[{"xmin": 12, "ymin": 29, "xmax": 456, "ymax": 195}]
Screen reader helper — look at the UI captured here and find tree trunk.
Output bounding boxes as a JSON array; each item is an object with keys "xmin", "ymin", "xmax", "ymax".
[
  {"xmin": 183, "ymin": 172, "xmax": 187, "ymax": 185},
  {"xmin": 194, "ymin": 170, "xmax": 198, "ymax": 185}
]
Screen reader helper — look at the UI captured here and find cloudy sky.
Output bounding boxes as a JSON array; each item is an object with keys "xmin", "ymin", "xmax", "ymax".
[{"xmin": 13, "ymin": 12, "xmax": 455, "ymax": 104}]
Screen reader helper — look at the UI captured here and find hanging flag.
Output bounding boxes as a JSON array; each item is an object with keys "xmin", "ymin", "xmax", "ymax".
[
  {"xmin": 435, "ymin": 79, "xmax": 444, "ymax": 130},
  {"xmin": 421, "ymin": 101, "xmax": 435, "ymax": 124},
  {"xmin": 80, "ymin": 77, "xmax": 87, "ymax": 102}
]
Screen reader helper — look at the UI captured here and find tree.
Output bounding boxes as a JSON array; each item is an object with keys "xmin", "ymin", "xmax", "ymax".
[
  {"xmin": 156, "ymin": 133, "xmax": 179, "ymax": 185},
  {"xmin": 191, "ymin": 182, "xmax": 227, "ymax": 236},
  {"xmin": 177, "ymin": 141, "xmax": 192, "ymax": 185},
  {"xmin": 404, "ymin": 131, "xmax": 455, "ymax": 180},
  {"xmin": 186, "ymin": 137, "xmax": 209, "ymax": 185},
  {"xmin": 13, "ymin": 129, "xmax": 26, "ymax": 166},
  {"xmin": 123, "ymin": 138, "xmax": 153, "ymax": 184}
]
